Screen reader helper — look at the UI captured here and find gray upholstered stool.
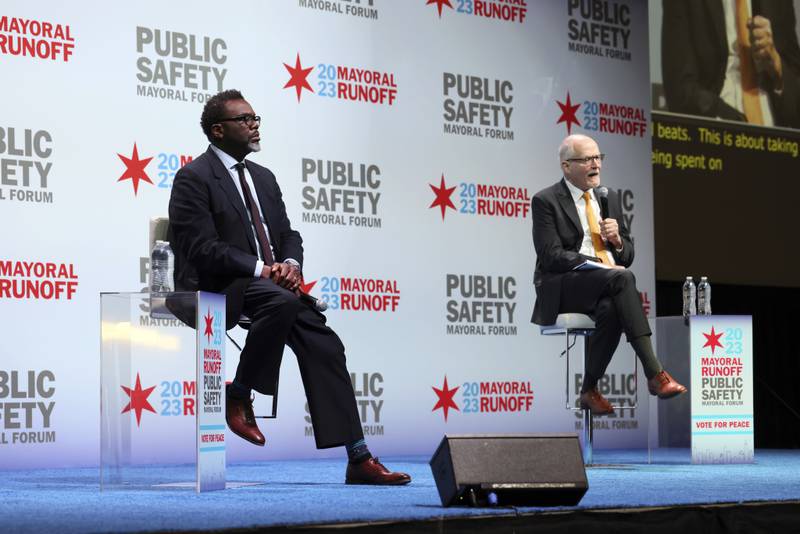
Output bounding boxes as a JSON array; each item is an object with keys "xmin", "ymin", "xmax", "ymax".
[{"xmin": 540, "ymin": 313, "xmax": 638, "ymax": 465}]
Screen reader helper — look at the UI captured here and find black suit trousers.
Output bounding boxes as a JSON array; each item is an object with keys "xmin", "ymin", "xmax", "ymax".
[
  {"xmin": 236, "ymin": 278, "xmax": 364, "ymax": 449},
  {"xmin": 558, "ymin": 269, "xmax": 651, "ymax": 390}
]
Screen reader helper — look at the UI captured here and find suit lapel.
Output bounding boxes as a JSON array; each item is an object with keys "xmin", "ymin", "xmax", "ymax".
[
  {"xmin": 207, "ymin": 148, "xmax": 257, "ymax": 254},
  {"xmin": 556, "ymin": 178, "xmax": 582, "ymax": 235}
]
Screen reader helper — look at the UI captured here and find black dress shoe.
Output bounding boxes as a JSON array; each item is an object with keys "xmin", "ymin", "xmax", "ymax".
[
  {"xmin": 345, "ymin": 457, "xmax": 411, "ymax": 485},
  {"xmin": 226, "ymin": 392, "xmax": 265, "ymax": 446}
]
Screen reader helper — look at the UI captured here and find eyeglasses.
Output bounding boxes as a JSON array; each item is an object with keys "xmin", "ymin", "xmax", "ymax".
[
  {"xmin": 566, "ymin": 154, "xmax": 605, "ymax": 165},
  {"xmin": 217, "ymin": 114, "xmax": 261, "ymax": 126}
]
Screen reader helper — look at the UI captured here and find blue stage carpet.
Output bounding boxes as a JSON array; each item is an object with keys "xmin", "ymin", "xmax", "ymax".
[{"xmin": 2, "ymin": 450, "xmax": 799, "ymax": 533}]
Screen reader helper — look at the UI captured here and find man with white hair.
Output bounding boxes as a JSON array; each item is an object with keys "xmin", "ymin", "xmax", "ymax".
[{"xmin": 530, "ymin": 134, "xmax": 685, "ymax": 415}]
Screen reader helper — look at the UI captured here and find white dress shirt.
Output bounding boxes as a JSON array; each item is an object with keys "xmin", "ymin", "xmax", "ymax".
[
  {"xmin": 719, "ymin": 0, "xmax": 775, "ymax": 126},
  {"xmin": 209, "ymin": 145, "xmax": 298, "ymax": 277}
]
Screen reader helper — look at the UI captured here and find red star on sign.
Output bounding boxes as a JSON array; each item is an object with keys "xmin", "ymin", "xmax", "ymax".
[
  {"xmin": 432, "ymin": 376, "xmax": 460, "ymax": 422},
  {"xmin": 429, "ymin": 174, "xmax": 456, "ymax": 220},
  {"xmin": 204, "ymin": 308, "xmax": 214, "ymax": 343},
  {"xmin": 121, "ymin": 373, "xmax": 156, "ymax": 427},
  {"xmin": 300, "ymin": 279, "xmax": 317, "ymax": 294},
  {"xmin": 117, "ymin": 143, "xmax": 154, "ymax": 196},
  {"xmin": 283, "ymin": 53, "xmax": 315, "ymax": 102},
  {"xmin": 426, "ymin": 0, "xmax": 453, "ymax": 17},
  {"xmin": 702, "ymin": 326, "xmax": 725, "ymax": 355},
  {"xmin": 556, "ymin": 92, "xmax": 582, "ymax": 134}
]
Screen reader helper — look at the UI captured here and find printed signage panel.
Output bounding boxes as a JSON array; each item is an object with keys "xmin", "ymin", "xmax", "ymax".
[
  {"xmin": 690, "ymin": 315, "xmax": 754, "ymax": 464},
  {"xmin": 196, "ymin": 291, "xmax": 226, "ymax": 492},
  {"xmin": 0, "ymin": 0, "xmax": 657, "ymax": 467}
]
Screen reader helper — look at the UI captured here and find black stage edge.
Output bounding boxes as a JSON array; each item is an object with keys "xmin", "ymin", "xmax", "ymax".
[{"xmin": 185, "ymin": 501, "xmax": 800, "ymax": 533}]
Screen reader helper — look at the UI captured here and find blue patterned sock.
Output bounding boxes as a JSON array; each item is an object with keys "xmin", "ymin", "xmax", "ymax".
[{"xmin": 345, "ymin": 439, "xmax": 371, "ymax": 463}]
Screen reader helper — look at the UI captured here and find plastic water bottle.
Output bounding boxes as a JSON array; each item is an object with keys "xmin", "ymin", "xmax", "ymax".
[
  {"xmin": 682, "ymin": 276, "xmax": 696, "ymax": 318},
  {"xmin": 150, "ymin": 240, "xmax": 174, "ymax": 294},
  {"xmin": 697, "ymin": 276, "xmax": 711, "ymax": 315}
]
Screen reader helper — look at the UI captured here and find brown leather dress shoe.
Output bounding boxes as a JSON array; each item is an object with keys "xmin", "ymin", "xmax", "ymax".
[
  {"xmin": 226, "ymin": 393, "xmax": 265, "ymax": 446},
  {"xmin": 648, "ymin": 370, "xmax": 687, "ymax": 399},
  {"xmin": 345, "ymin": 457, "xmax": 411, "ymax": 485},
  {"xmin": 579, "ymin": 388, "xmax": 615, "ymax": 416}
]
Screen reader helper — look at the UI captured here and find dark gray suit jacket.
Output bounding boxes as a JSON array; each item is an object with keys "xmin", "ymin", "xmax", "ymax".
[
  {"xmin": 530, "ymin": 179, "xmax": 634, "ymax": 326},
  {"xmin": 168, "ymin": 146, "xmax": 303, "ymax": 329}
]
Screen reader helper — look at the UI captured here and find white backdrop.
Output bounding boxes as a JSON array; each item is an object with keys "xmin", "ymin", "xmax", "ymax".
[{"xmin": 0, "ymin": 0, "xmax": 655, "ymax": 469}]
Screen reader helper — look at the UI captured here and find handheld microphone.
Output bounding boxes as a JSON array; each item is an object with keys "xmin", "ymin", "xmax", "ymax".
[
  {"xmin": 595, "ymin": 186, "xmax": 609, "ymax": 219},
  {"xmin": 299, "ymin": 291, "xmax": 328, "ymax": 312}
]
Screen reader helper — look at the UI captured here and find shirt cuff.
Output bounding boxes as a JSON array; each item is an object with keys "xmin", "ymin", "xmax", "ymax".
[{"xmin": 253, "ymin": 260, "xmax": 264, "ymax": 278}]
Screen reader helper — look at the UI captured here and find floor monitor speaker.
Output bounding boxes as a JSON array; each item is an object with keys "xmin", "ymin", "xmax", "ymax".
[{"xmin": 429, "ymin": 434, "xmax": 588, "ymax": 507}]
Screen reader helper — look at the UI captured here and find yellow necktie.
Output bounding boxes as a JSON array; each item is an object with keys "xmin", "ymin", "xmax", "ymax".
[
  {"xmin": 735, "ymin": 0, "xmax": 764, "ymax": 125},
  {"xmin": 583, "ymin": 191, "xmax": 612, "ymax": 265}
]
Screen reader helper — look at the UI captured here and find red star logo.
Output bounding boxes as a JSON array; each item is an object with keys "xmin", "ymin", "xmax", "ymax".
[
  {"xmin": 702, "ymin": 326, "xmax": 725, "ymax": 355},
  {"xmin": 432, "ymin": 376, "xmax": 460, "ymax": 422},
  {"xmin": 117, "ymin": 143, "xmax": 154, "ymax": 196},
  {"xmin": 204, "ymin": 308, "xmax": 214, "ymax": 343},
  {"xmin": 556, "ymin": 92, "xmax": 582, "ymax": 134},
  {"xmin": 121, "ymin": 373, "xmax": 156, "ymax": 427},
  {"xmin": 426, "ymin": 0, "xmax": 453, "ymax": 17},
  {"xmin": 300, "ymin": 279, "xmax": 317, "ymax": 294},
  {"xmin": 283, "ymin": 53, "xmax": 315, "ymax": 102},
  {"xmin": 429, "ymin": 174, "xmax": 456, "ymax": 220}
]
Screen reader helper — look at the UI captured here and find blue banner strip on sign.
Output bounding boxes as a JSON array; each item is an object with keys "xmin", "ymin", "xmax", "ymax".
[
  {"xmin": 691, "ymin": 431, "xmax": 753, "ymax": 435},
  {"xmin": 199, "ymin": 425, "xmax": 227, "ymax": 431},
  {"xmin": 199, "ymin": 446, "xmax": 226, "ymax": 453},
  {"xmin": 691, "ymin": 414, "xmax": 753, "ymax": 419}
]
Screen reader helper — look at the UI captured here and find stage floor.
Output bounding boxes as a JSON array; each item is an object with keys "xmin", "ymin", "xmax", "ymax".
[{"xmin": 2, "ymin": 450, "xmax": 800, "ymax": 533}]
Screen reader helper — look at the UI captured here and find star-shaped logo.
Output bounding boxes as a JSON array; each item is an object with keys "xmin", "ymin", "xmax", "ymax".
[
  {"xmin": 121, "ymin": 373, "xmax": 156, "ymax": 427},
  {"xmin": 204, "ymin": 308, "xmax": 214, "ymax": 344},
  {"xmin": 283, "ymin": 53, "xmax": 315, "ymax": 102},
  {"xmin": 702, "ymin": 326, "xmax": 725, "ymax": 355},
  {"xmin": 556, "ymin": 92, "xmax": 582, "ymax": 134},
  {"xmin": 429, "ymin": 174, "xmax": 456, "ymax": 220},
  {"xmin": 432, "ymin": 376, "xmax": 460, "ymax": 422},
  {"xmin": 300, "ymin": 279, "xmax": 317, "ymax": 294},
  {"xmin": 117, "ymin": 143, "xmax": 154, "ymax": 196},
  {"xmin": 426, "ymin": 0, "xmax": 453, "ymax": 17}
]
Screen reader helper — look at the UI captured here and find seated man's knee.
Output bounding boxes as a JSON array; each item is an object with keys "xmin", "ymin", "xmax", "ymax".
[
  {"xmin": 607, "ymin": 268, "xmax": 637, "ymax": 293},
  {"xmin": 275, "ymin": 288, "xmax": 303, "ymax": 315},
  {"xmin": 612, "ymin": 268, "xmax": 635, "ymax": 283}
]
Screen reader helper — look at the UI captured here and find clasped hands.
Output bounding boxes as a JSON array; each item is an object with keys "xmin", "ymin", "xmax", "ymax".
[{"xmin": 261, "ymin": 262, "xmax": 302, "ymax": 293}]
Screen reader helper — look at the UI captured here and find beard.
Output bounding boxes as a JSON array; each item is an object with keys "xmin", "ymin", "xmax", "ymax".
[{"xmin": 248, "ymin": 141, "xmax": 261, "ymax": 152}]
